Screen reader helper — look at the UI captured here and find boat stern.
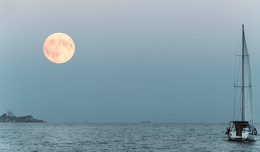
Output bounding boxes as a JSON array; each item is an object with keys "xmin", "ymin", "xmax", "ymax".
[
  {"xmin": 227, "ymin": 121, "xmax": 256, "ymax": 141},
  {"xmin": 228, "ymin": 130, "xmax": 249, "ymax": 141}
]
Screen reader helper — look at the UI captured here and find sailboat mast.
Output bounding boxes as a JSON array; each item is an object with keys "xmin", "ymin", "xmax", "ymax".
[{"xmin": 242, "ymin": 24, "xmax": 245, "ymax": 121}]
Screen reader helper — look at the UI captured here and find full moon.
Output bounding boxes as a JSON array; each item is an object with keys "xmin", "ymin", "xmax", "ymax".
[{"xmin": 43, "ymin": 33, "xmax": 75, "ymax": 64}]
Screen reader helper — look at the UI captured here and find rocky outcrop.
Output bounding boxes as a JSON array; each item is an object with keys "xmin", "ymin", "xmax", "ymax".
[{"xmin": 0, "ymin": 112, "xmax": 45, "ymax": 123}]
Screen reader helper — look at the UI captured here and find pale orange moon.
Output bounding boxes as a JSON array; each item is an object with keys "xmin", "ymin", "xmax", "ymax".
[{"xmin": 43, "ymin": 33, "xmax": 75, "ymax": 64}]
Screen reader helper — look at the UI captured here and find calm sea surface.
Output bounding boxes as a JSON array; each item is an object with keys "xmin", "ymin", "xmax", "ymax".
[{"xmin": 0, "ymin": 123, "xmax": 260, "ymax": 152}]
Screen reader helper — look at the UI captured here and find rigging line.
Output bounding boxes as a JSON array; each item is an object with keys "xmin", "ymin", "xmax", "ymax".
[
  {"xmin": 246, "ymin": 94, "xmax": 250, "ymax": 121},
  {"xmin": 237, "ymin": 107, "xmax": 241, "ymax": 121},
  {"xmin": 235, "ymin": 30, "xmax": 242, "ymax": 55},
  {"xmin": 233, "ymin": 89, "xmax": 241, "ymax": 120},
  {"xmin": 245, "ymin": 39, "xmax": 252, "ymax": 86},
  {"xmin": 245, "ymin": 43, "xmax": 254, "ymax": 124},
  {"xmin": 234, "ymin": 47, "xmax": 242, "ymax": 85},
  {"xmin": 250, "ymin": 87, "xmax": 254, "ymax": 124},
  {"xmin": 235, "ymin": 89, "xmax": 242, "ymax": 121},
  {"xmin": 233, "ymin": 31, "xmax": 242, "ymax": 84},
  {"xmin": 247, "ymin": 56, "xmax": 252, "ymax": 87},
  {"xmin": 244, "ymin": 33, "xmax": 251, "ymax": 56},
  {"xmin": 233, "ymin": 87, "xmax": 237, "ymax": 120},
  {"xmin": 234, "ymin": 58, "xmax": 241, "ymax": 85}
]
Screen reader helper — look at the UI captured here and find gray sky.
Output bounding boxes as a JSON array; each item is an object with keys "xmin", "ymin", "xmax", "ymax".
[{"xmin": 1, "ymin": 0, "xmax": 260, "ymax": 123}]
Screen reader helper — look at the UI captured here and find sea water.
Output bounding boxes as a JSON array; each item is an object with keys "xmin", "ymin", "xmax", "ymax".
[{"xmin": 0, "ymin": 123, "xmax": 259, "ymax": 152}]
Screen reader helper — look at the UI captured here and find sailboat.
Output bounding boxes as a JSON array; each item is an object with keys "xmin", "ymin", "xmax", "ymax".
[{"xmin": 225, "ymin": 24, "xmax": 257, "ymax": 141}]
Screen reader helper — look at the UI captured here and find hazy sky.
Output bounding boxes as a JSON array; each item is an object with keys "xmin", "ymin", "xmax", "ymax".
[{"xmin": 1, "ymin": 0, "xmax": 260, "ymax": 123}]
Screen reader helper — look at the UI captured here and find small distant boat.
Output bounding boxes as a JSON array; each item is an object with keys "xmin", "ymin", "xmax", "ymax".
[{"xmin": 225, "ymin": 24, "xmax": 257, "ymax": 141}]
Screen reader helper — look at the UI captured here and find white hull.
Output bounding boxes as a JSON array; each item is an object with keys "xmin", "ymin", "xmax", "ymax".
[
  {"xmin": 228, "ymin": 130, "xmax": 255, "ymax": 141},
  {"xmin": 226, "ymin": 121, "xmax": 257, "ymax": 142}
]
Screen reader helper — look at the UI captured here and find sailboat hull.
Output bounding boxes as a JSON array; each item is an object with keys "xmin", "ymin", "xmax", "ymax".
[
  {"xmin": 228, "ymin": 131, "xmax": 255, "ymax": 141},
  {"xmin": 226, "ymin": 121, "xmax": 257, "ymax": 141}
]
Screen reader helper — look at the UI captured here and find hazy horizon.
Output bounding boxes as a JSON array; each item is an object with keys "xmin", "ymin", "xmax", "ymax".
[{"xmin": 1, "ymin": 0, "xmax": 260, "ymax": 123}]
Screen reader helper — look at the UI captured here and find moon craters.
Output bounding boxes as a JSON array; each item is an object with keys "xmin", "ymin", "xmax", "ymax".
[{"xmin": 43, "ymin": 33, "xmax": 75, "ymax": 64}]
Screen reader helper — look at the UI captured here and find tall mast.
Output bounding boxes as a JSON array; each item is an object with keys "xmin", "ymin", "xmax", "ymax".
[{"xmin": 242, "ymin": 24, "xmax": 245, "ymax": 121}]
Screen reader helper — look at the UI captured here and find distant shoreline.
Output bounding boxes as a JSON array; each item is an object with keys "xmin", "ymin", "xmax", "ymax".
[{"xmin": 0, "ymin": 112, "xmax": 45, "ymax": 123}]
